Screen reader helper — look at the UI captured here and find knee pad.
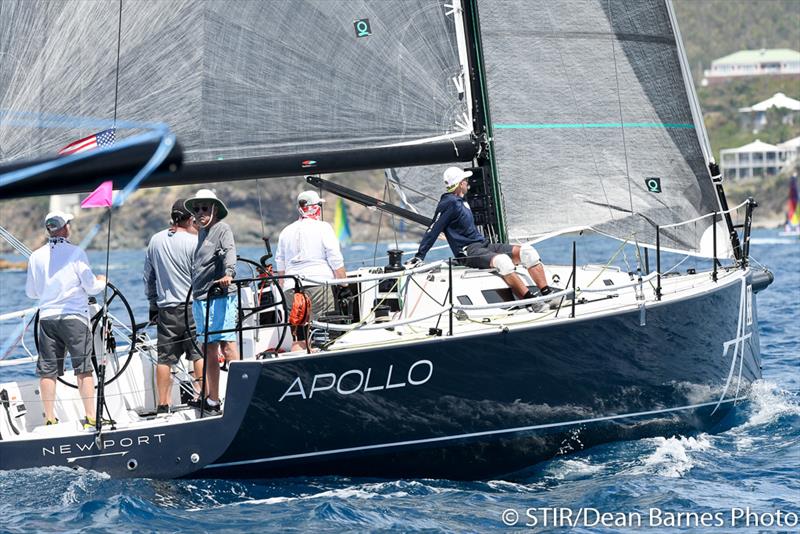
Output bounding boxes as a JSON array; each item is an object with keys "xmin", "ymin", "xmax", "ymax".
[
  {"xmin": 520, "ymin": 245, "xmax": 541, "ymax": 268},
  {"xmin": 491, "ymin": 254, "xmax": 515, "ymax": 276}
]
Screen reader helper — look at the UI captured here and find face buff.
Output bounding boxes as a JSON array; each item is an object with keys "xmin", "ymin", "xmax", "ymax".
[{"xmin": 298, "ymin": 203, "xmax": 322, "ymax": 221}]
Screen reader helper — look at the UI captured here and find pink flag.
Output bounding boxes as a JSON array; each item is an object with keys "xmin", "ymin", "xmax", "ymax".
[{"xmin": 81, "ymin": 181, "xmax": 113, "ymax": 208}]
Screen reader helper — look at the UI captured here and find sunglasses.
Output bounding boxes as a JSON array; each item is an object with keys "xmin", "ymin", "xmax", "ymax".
[{"xmin": 193, "ymin": 205, "xmax": 212, "ymax": 213}]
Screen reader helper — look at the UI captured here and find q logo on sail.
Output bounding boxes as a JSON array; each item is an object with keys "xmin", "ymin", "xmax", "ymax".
[
  {"xmin": 645, "ymin": 177, "xmax": 662, "ymax": 193},
  {"xmin": 353, "ymin": 18, "xmax": 371, "ymax": 38}
]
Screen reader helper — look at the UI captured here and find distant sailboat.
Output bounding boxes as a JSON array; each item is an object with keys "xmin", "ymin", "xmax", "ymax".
[
  {"xmin": 780, "ymin": 173, "xmax": 800, "ymax": 236},
  {"xmin": 332, "ymin": 197, "xmax": 352, "ymax": 246}
]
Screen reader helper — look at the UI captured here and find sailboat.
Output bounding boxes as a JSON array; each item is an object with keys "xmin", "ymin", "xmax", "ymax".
[
  {"xmin": 0, "ymin": 0, "xmax": 774, "ymax": 479},
  {"xmin": 332, "ymin": 198, "xmax": 352, "ymax": 247},
  {"xmin": 780, "ymin": 173, "xmax": 800, "ymax": 237}
]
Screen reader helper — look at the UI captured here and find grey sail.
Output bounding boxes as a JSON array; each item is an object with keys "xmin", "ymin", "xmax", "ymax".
[
  {"xmin": 475, "ymin": 0, "xmax": 721, "ymax": 253},
  {"xmin": 0, "ymin": 0, "xmax": 471, "ymax": 166}
]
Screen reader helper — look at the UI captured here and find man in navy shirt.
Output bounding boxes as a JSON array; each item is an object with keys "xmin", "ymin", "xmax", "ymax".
[{"xmin": 407, "ymin": 167, "xmax": 552, "ymax": 304}]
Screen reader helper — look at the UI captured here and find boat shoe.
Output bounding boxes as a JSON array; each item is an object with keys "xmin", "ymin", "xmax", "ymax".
[
  {"xmin": 187, "ymin": 397, "xmax": 222, "ymax": 415},
  {"xmin": 82, "ymin": 416, "xmax": 115, "ymax": 430}
]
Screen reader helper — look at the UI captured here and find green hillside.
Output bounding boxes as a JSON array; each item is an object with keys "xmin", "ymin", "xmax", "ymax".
[{"xmin": 673, "ymin": 0, "xmax": 800, "ymax": 76}]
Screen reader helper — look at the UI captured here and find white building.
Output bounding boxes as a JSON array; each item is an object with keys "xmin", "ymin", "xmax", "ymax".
[
  {"xmin": 738, "ymin": 92, "xmax": 800, "ymax": 132},
  {"xmin": 720, "ymin": 137, "xmax": 799, "ymax": 180},
  {"xmin": 702, "ymin": 48, "xmax": 800, "ymax": 86}
]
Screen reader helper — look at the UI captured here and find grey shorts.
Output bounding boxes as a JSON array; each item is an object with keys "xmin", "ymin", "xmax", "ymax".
[
  {"xmin": 157, "ymin": 305, "xmax": 202, "ymax": 365},
  {"xmin": 37, "ymin": 316, "xmax": 94, "ymax": 378},
  {"xmin": 284, "ymin": 285, "xmax": 334, "ymax": 342},
  {"xmin": 462, "ymin": 240, "xmax": 516, "ymax": 270}
]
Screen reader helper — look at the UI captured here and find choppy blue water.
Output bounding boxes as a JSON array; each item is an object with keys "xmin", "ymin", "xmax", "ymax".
[{"xmin": 0, "ymin": 230, "xmax": 797, "ymax": 533}]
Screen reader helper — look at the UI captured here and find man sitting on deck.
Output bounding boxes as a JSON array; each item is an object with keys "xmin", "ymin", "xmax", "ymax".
[{"xmin": 405, "ymin": 167, "xmax": 554, "ymax": 308}]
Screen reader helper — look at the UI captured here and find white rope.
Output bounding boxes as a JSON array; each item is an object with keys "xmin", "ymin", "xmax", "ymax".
[
  {"xmin": 453, "ymin": 289, "xmax": 574, "ymax": 311},
  {"xmin": 659, "ymin": 199, "xmax": 750, "ymax": 229},
  {"xmin": 311, "ymin": 308, "xmax": 449, "ymax": 331},
  {"xmin": 577, "ymin": 271, "xmax": 659, "ymax": 293},
  {"xmin": 301, "ymin": 260, "xmax": 446, "ymax": 286}
]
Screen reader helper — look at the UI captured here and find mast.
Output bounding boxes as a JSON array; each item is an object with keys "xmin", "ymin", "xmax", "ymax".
[{"xmin": 461, "ymin": 0, "xmax": 506, "ymax": 242}]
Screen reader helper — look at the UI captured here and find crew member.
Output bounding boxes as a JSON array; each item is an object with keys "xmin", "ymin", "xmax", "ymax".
[
  {"xmin": 185, "ymin": 189, "xmax": 238, "ymax": 414},
  {"xmin": 275, "ymin": 190, "xmax": 346, "ymax": 351},
  {"xmin": 143, "ymin": 199, "xmax": 202, "ymax": 415},
  {"xmin": 25, "ymin": 211, "xmax": 106, "ymax": 427},
  {"xmin": 406, "ymin": 167, "xmax": 554, "ymax": 307}
]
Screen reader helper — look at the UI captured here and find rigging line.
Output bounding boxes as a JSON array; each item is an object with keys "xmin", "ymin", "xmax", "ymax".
[
  {"xmin": 387, "ymin": 177, "xmax": 436, "ymax": 203},
  {"xmin": 608, "ymin": 0, "xmax": 635, "ymax": 219},
  {"xmin": 255, "ymin": 179, "xmax": 266, "ymax": 240},
  {"xmin": 112, "ymin": 0, "xmax": 123, "ymax": 125},
  {"xmin": 384, "ymin": 177, "xmax": 399, "ymax": 249},
  {"xmin": 372, "ymin": 199, "xmax": 384, "ymax": 267},
  {"xmin": 0, "ymin": 224, "xmax": 32, "ymax": 257}
]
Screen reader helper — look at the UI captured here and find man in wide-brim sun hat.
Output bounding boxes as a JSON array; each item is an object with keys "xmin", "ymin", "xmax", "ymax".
[{"xmin": 184, "ymin": 188, "xmax": 237, "ymax": 414}]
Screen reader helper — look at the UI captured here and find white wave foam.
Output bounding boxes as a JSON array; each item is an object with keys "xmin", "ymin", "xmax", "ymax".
[
  {"xmin": 60, "ymin": 467, "xmax": 111, "ymax": 506},
  {"xmin": 542, "ymin": 458, "xmax": 605, "ymax": 482},
  {"xmin": 222, "ymin": 481, "xmax": 434, "ymax": 510},
  {"xmin": 632, "ymin": 435, "xmax": 713, "ymax": 478},
  {"xmin": 737, "ymin": 380, "xmax": 800, "ymax": 430}
]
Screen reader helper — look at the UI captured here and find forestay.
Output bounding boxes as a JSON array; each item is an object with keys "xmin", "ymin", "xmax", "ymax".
[
  {"xmin": 0, "ymin": 0, "xmax": 471, "ymax": 164},
  {"xmin": 477, "ymin": 0, "xmax": 722, "ymax": 254}
]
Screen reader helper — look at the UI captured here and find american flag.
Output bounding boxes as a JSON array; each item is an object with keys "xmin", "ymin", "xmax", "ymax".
[{"xmin": 58, "ymin": 128, "xmax": 116, "ymax": 156}]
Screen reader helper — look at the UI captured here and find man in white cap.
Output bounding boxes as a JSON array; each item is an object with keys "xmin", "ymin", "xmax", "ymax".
[
  {"xmin": 275, "ymin": 190, "xmax": 346, "ymax": 351},
  {"xmin": 406, "ymin": 167, "xmax": 553, "ymax": 308},
  {"xmin": 25, "ymin": 211, "xmax": 106, "ymax": 427},
  {"xmin": 184, "ymin": 189, "xmax": 238, "ymax": 413}
]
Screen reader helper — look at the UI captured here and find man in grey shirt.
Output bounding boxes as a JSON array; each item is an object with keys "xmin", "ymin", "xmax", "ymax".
[
  {"xmin": 185, "ymin": 189, "xmax": 238, "ymax": 413},
  {"xmin": 143, "ymin": 199, "xmax": 202, "ymax": 414}
]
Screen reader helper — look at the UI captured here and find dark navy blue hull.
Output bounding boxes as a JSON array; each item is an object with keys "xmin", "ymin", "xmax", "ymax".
[
  {"xmin": 0, "ymin": 362, "xmax": 262, "ymax": 478},
  {"xmin": 203, "ymin": 275, "xmax": 761, "ymax": 480}
]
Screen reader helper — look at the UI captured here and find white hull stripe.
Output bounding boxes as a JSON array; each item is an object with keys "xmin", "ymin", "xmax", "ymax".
[{"xmin": 205, "ymin": 396, "xmax": 747, "ymax": 470}]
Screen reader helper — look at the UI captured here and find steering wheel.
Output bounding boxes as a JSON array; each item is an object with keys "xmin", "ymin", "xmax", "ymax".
[
  {"xmin": 34, "ymin": 282, "xmax": 138, "ymax": 389},
  {"xmin": 183, "ymin": 258, "xmax": 291, "ymax": 358}
]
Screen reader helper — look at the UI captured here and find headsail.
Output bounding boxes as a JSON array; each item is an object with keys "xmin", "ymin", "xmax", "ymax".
[
  {"xmin": 0, "ymin": 1, "xmax": 474, "ymax": 192},
  {"xmin": 475, "ymin": 0, "xmax": 722, "ymax": 254}
]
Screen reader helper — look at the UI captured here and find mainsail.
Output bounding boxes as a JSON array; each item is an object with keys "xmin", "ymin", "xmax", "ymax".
[
  {"xmin": 476, "ymin": 0, "xmax": 722, "ymax": 253},
  {"xmin": 0, "ymin": 1, "xmax": 473, "ymax": 180}
]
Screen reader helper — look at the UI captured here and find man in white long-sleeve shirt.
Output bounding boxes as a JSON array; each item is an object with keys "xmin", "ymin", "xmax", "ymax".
[
  {"xmin": 25, "ymin": 211, "xmax": 106, "ymax": 426},
  {"xmin": 275, "ymin": 191, "xmax": 346, "ymax": 350}
]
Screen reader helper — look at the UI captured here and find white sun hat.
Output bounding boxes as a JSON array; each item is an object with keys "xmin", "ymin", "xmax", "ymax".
[{"xmin": 184, "ymin": 189, "xmax": 229, "ymax": 220}]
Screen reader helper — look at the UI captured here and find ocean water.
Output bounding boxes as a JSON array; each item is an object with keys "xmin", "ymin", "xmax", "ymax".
[{"xmin": 0, "ymin": 229, "xmax": 797, "ymax": 533}]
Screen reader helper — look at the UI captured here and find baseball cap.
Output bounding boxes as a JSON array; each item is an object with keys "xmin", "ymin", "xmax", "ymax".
[
  {"xmin": 443, "ymin": 167, "xmax": 473, "ymax": 190},
  {"xmin": 44, "ymin": 211, "xmax": 74, "ymax": 232},
  {"xmin": 297, "ymin": 190, "xmax": 325, "ymax": 206},
  {"xmin": 170, "ymin": 198, "xmax": 192, "ymax": 223}
]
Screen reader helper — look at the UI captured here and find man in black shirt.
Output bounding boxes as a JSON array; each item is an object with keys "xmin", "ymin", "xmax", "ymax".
[{"xmin": 407, "ymin": 167, "xmax": 553, "ymax": 303}]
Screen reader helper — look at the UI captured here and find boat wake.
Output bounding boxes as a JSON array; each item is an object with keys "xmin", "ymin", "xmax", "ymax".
[
  {"xmin": 735, "ymin": 379, "xmax": 800, "ymax": 430},
  {"xmin": 631, "ymin": 435, "xmax": 713, "ymax": 478}
]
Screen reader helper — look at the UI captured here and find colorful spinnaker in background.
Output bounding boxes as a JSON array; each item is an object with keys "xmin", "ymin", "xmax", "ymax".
[
  {"xmin": 786, "ymin": 173, "xmax": 799, "ymax": 233},
  {"xmin": 332, "ymin": 198, "xmax": 352, "ymax": 246}
]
